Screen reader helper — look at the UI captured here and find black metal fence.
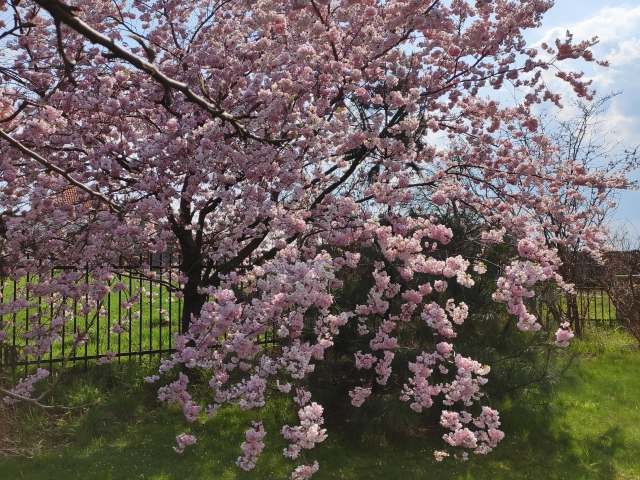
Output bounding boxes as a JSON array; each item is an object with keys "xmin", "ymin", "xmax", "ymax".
[
  {"xmin": 574, "ymin": 287, "xmax": 617, "ymax": 327},
  {"xmin": 532, "ymin": 286, "xmax": 617, "ymax": 330},
  {"xmin": 1, "ymin": 253, "xmax": 184, "ymax": 374},
  {"xmin": 1, "ymin": 260, "xmax": 617, "ymax": 374}
]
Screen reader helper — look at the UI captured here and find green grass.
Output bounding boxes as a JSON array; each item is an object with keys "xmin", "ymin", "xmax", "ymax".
[{"xmin": 2, "ymin": 328, "xmax": 640, "ymax": 479}]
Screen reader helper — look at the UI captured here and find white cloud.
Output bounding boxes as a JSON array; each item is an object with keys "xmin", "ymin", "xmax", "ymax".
[
  {"xmin": 601, "ymin": 104, "xmax": 640, "ymax": 144},
  {"xmin": 529, "ymin": 5, "xmax": 640, "ymax": 139},
  {"xmin": 606, "ymin": 38, "xmax": 640, "ymax": 67},
  {"xmin": 528, "ymin": 4, "xmax": 640, "ymax": 227},
  {"xmin": 534, "ymin": 4, "xmax": 640, "ymax": 74}
]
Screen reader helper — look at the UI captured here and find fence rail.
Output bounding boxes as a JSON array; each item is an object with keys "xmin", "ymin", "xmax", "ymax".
[{"xmin": 533, "ymin": 286, "xmax": 617, "ymax": 329}]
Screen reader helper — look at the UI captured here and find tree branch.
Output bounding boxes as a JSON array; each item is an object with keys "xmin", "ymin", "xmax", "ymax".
[
  {"xmin": 0, "ymin": 128, "xmax": 123, "ymax": 214},
  {"xmin": 32, "ymin": 0, "xmax": 285, "ymax": 145}
]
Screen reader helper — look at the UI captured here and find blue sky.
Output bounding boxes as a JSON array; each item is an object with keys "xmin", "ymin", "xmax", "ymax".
[{"xmin": 527, "ymin": 1, "xmax": 640, "ymax": 233}]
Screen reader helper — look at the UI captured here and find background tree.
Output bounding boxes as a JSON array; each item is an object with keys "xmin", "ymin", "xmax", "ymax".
[
  {"xmin": 523, "ymin": 94, "xmax": 638, "ymax": 336},
  {"xmin": 0, "ymin": 0, "xmax": 627, "ymax": 476}
]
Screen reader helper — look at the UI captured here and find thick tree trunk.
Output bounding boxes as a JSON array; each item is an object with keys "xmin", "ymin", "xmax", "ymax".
[
  {"xmin": 181, "ymin": 278, "xmax": 206, "ymax": 336},
  {"xmin": 179, "ymin": 250, "xmax": 206, "ymax": 335},
  {"xmin": 177, "ymin": 249, "xmax": 207, "ymax": 380}
]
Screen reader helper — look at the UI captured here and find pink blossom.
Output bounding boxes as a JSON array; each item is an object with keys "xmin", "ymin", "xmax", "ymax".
[
  {"xmin": 354, "ymin": 351, "xmax": 377, "ymax": 370},
  {"xmin": 434, "ymin": 451, "xmax": 450, "ymax": 462},
  {"xmin": 481, "ymin": 228, "xmax": 506, "ymax": 244},
  {"xmin": 173, "ymin": 433, "xmax": 197, "ymax": 453},
  {"xmin": 237, "ymin": 421, "xmax": 266, "ymax": 470},
  {"xmin": 3, "ymin": 369, "xmax": 49, "ymax": 405},
  {"xmin": 434, "ymin": 280, "xmax": 448, "ymax": 293},
  {"xmin": 555, "ymin": 322, "xmax": 575, "ymax": 347},
  {"xmin": 436, "ymin": 342, "xmax": 454, "ymax": 357},
  {"xmin": 291, "ymin": 461, "xmax": 320, "ymax": 480},
  {"xmin": 283, "ymin": 403, "xmax": 327, "ymax": 459},
  {"xmin": 349, "ymin": 387, "xmax": 372, "ymax": 407}
]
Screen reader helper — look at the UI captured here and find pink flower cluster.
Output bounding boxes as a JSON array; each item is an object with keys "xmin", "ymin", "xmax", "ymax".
[
  {"xmin": 282, "ymin": 403, "xmax": 327, "ymax": 459},
  {"xmin": 401, "ymin": 350, "xmax": 443, "ymax": 413},
  {"xmin": 157, "ymin": 373, "xmax": 202, "ymax": 422},
  {"xmin": 493, "ymin": 260, "xmax": 556, "ymax": 332},
  {"xmin": 442, "ymin": 355, "xmax": 490, "ymax": 407},
  {"xmin": 440, "ymin": 407, "xmax": 505, "ymax": 456},
  {"xmin": 354, "ymin": 351, "xmax": 377, "ymax": 370},
  {"xmin": 421, "ymin": 302, "xmax": 455, "ymax": 337},
  {"xmin": 3, "ymin": 368, "xmax": 49, "ymax": 405},
  {"xmin": 555, "ymin": 322, "xmax": 575, "ymax": 347},
  {"xmin": 291, "ymin": 461, "xmax": 320, "ymax": 480},
  {"xmin": 173, "ymin": 433, "xmax": 197, "ymax": 453},
  {"xmin": 349, "ymin": 387, "xmax": 372, "ymax": 407},
  {"xmin": 96, "ymin": 349, "xmax": 116, "ymax": 365},
  {"xmin": 237, "ymin": 421, "xmax": 266, "ymax": 471}
]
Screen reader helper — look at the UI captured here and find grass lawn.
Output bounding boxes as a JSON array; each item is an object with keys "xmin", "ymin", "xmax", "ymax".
[{"xmin": 1, "ymin": 328, "xmax": 640, "ymax": 479}]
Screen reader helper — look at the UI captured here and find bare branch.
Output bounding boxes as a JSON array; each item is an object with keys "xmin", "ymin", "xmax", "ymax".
[{"xmin": 54, "ymin": 19, "xmax": 77, "ymax": 85}]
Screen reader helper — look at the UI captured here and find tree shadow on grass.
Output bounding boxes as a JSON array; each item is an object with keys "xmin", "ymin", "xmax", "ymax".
[
  {"xmin": 3, "ymin": 353, "xmax": 640, "ymax": 480},
  {"xmin": 0, "ymin": 401, "xmax": 635, "ymax": 480}
]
